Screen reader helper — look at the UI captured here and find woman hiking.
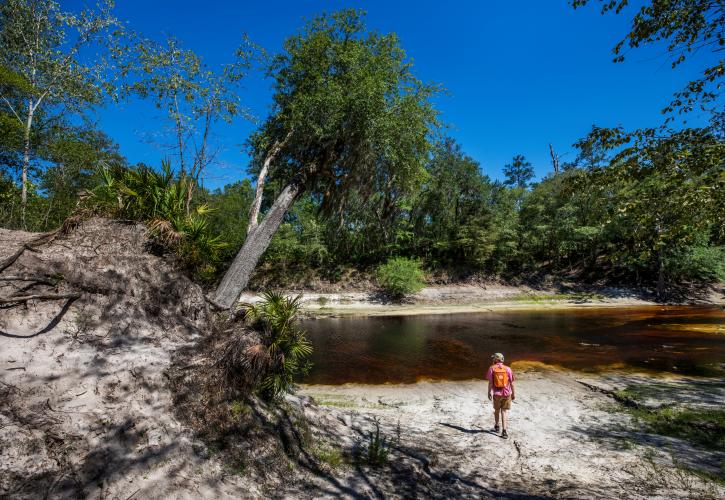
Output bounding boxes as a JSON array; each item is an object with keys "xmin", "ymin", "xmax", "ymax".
[{"xmin": 487, "ymin": 352, "xmax": 515, "ymax": 439}]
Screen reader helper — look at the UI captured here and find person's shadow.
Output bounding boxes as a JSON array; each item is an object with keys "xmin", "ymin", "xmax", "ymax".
[{"xmin": 439, "ymin": 422, "xmax": 498, "ymax": 436}]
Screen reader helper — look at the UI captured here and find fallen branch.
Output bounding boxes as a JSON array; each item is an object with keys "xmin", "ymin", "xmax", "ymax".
[
  {"xmin": 0, "ymin": 293, "xmax": 80, "ymax": 304},
  {"xmin": 577, "ymin": 380, "xmax": 643, "ymax": 409}
]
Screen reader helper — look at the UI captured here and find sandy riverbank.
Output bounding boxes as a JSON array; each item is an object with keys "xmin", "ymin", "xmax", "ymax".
[
  {"xmin": 238, "ymin": 283, "xmax": 723, "ymax": 318},
  {"xmin": 295, "ymin": 365, "xmax": 724, "ymax": 498}
]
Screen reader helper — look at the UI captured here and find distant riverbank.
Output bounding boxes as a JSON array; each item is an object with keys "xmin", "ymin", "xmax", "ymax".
[{"xmin": 238, "ymin": 283, "xmax": 723, "ymax": 318}]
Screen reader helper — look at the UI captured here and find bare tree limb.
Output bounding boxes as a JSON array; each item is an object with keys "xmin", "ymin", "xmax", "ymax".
[
  {"xmin": 1, "ymin": 96, "xmax": 24, "ymax": 124},
  {"xmin": 247, "ymin": 130, "xmax": 293, "ymax": 234}
]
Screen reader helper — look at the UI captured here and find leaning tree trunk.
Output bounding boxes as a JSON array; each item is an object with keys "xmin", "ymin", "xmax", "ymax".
[{"xmin": 210, "ymin": 176, "xmax": 305, "ymax": 309}]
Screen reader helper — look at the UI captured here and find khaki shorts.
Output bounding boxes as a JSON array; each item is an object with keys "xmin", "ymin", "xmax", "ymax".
[{"xmin": 493, "ymin": 395, "xmax": 512, "ymax": 411}]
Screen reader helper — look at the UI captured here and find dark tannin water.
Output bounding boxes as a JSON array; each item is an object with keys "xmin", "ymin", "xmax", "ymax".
[{"xmin": 300, "ymin": 306, "xmax": 725, "ymax": 385}]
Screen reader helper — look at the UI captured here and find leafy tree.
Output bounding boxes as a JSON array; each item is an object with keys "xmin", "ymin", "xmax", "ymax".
[
  {"xmin": 118, "ymin": 34, "xmax": 256, "ymax": 212},
  {"xmin": 572, "ymin": 0, "xmax": 724, "ymax": 118},
  {"xmin": 411, "ymin": 138, "xmax": 497, "ymax": 269},
  {"xmin": 573, "ymin": 125, "xmax": 724, "ymax": 296},
  {"xmin": 0, "ymin": 0, "xmax": 119, "ymax": 226},
  {"xmin": 211, "ymin": 10, "xmax": 438, "ymax": 308},
  {"xmin": 37, "ymin": 126, "xmax": 125, "ymax": 230},
  {"xmin": 503, "ymin": 154, "xmax": 534, "ymax": 189}
]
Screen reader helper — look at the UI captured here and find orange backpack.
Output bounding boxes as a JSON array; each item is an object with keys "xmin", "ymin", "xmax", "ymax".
[{"xmin": 492, "ymin": 364, "xmax": 509, "ymax": 389}]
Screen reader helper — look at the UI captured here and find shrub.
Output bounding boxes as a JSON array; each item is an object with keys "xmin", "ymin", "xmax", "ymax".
[
  {"xmin": 376, "ymin": 257, "xmax": 425, "ymax": 299},
  {"xmin": 90, "ymin": 160, "xmax": 227, "ymax": 280},
  {"xmin": 363, "ymin": 419, "xmax": 390, "ymax": 466},
  {"xmin": 237, "ymin": 292, "xmax": 313, "ymax": 400}
]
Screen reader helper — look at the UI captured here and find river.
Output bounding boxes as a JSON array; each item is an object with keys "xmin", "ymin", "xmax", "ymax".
[{"xmin": 300, "ymin": 305, "xmax": 724, "ymax": 384}]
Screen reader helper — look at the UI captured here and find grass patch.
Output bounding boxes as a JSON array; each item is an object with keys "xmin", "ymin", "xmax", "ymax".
[
  {"xmin": 313, "ymin": 396, "xmax": 389, "ymax": 410},
  {"xmin": 628, "ymin": 406, "xmax": 725, "ymax": 451},
  {"xmin": 312, "ymin": 443, "xmax": 343, "ymax": 469},
  {"xmin": 230, "ymin": 400, "xmax": 251, "ymax": 418},
  {"xmin": 316, "ymin": 399, "xmax": 358, "ymax": 408},
  {"xmin": 614, "ymin": 388, "xmax": 645, "ymax": 403}
]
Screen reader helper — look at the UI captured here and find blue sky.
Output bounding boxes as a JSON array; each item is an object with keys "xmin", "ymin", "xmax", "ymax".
[{"xmin": 81, "ymin": 0, "xmax": 718, "ymax": 190}]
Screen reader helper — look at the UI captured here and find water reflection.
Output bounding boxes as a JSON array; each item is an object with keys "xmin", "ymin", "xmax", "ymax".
[{"xmin": 300, "ymin": 306, "xmax": 724, "ymax": 384}]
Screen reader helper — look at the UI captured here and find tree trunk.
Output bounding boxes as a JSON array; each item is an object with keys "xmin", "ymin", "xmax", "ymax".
[
  {"xmin": 247, "ymin": 132, "xmax": 292, "ymax": 234},
  {"xmin": 21, "ymin": 103, "xmax": 34, "ymax": 229},
  {"xmin": 656, "ymin": 248, "xmax": 665, "ymax": 301},
  {"xmin": 173, "ymin": 90, "xmax": 186, "ymax": 178},
  {"xmin": 549, "ymin": 143, "xmax": 559, "ymax": 175},
  {"xmin": 211, "ymin": 176, "xmax": 305, "ymax": 309}
]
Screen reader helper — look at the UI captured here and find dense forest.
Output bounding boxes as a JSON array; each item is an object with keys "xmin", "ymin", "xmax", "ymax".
[{"xmin": 1, "ymin": 1, "xmax": 723, "ymax": 301}]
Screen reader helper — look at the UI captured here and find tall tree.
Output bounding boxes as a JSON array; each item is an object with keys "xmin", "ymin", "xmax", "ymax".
[
  {"xmin": 412, "ymin": 138, "xmax": 496, "ymax": 268},
  {"xmin": 119, "ymin": 34, "xmax": 255, "ymax": 212},
  {"xmin": 503, "ymin": 154, "xmax": 534, "ymax": 189},
  {"xmin": 0, "ymin": 0, "xmax": 118, "ymax": 227},
  {"xmin": 211, "ymin": 10, "xmax": 438, "ymax": 308}
]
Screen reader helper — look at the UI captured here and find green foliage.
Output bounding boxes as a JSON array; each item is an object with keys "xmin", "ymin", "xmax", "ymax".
[
  {"xmin": 363, "ymin": 419, "xmax": 391, "ymax": 467},
  {"xmin": 312, "ymin": 442, "xmax": 343, "ymax": 469},
  {"xmin": 411, "ymin": 139, "xmax": 497, "ymax": 269},
  {"xmin": 571, "ymin": 0, "xmax": 724, "ymax": 117},
  {"xmin": 200, "ymin": 180, "xmax": 255, "ymax": 261},
  {"xmin": 230, "ymin": 400, "xmax": 251, "ymax": 418},
  {"xmin": 376, "ymin": 257, "xmax": 425, "ymax": 299},
  {"xmin": 628, "ymin": 406, "xmax": 725, "ymax": 451},
  {"xmin": 238, "ymin": 292, "xmax": 313, "ymax": 400},
  {"xmin": 248, "ymin": 8, "xmax": 438, "ymax": 230},
  {"xmin": 503, "ymin": 154, "xmax": 534, "ymax": 189},
  {"xmin": 91, "ymin": 160, "xmax": 227, "ymax": 279}
]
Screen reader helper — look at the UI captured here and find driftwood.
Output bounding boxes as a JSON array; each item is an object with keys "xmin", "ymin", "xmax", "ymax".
[{"xmin": 0, "ymin": 293, "xmax": 80, "ymax": 305}]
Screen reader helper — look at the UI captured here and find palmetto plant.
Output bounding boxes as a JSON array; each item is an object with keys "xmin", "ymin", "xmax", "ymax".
[
  {"xmin": 91, "ymin": 159, "xmax": 227, "ymax": 277},
  {"xmin": 237, "ymin": 291, "xmax": 313, "ymax": 400}
]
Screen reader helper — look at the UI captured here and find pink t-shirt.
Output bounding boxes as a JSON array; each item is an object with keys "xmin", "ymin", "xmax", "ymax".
[{"xmin": 486, "ymin": 363, "xmax": 514, "ymax": 397}]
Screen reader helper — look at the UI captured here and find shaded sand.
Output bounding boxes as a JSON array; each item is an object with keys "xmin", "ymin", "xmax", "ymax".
[{"xmin": 296, "ymin": 366, "xmax": 724, "ymax": 498}]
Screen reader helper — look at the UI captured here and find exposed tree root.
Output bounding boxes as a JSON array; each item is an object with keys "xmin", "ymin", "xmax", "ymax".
[
  {"xmin": 0, "ymin": 293, "xmax": 80, "ymax": 305},
  {"xmin": 0, "ymin": 215, "xmax": 82, "ymax": 273}
]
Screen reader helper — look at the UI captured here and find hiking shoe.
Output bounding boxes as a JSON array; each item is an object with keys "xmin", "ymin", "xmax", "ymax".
[
  {"xmin": 501, "ymin": 430, "xmax": 509, "ymax": 439},
  {"xmin": 493, "ymin": 425, "xmax": 500, "ymax": 433}
]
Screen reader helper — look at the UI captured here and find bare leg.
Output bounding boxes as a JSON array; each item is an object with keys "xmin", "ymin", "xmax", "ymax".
[
  {"xmin": 494, "ymin": 407, "xmax": 500, "ymax": 428},
  {"xmin": 502, "ymin": 409, "xmax": 509, "ymax": 431}
]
